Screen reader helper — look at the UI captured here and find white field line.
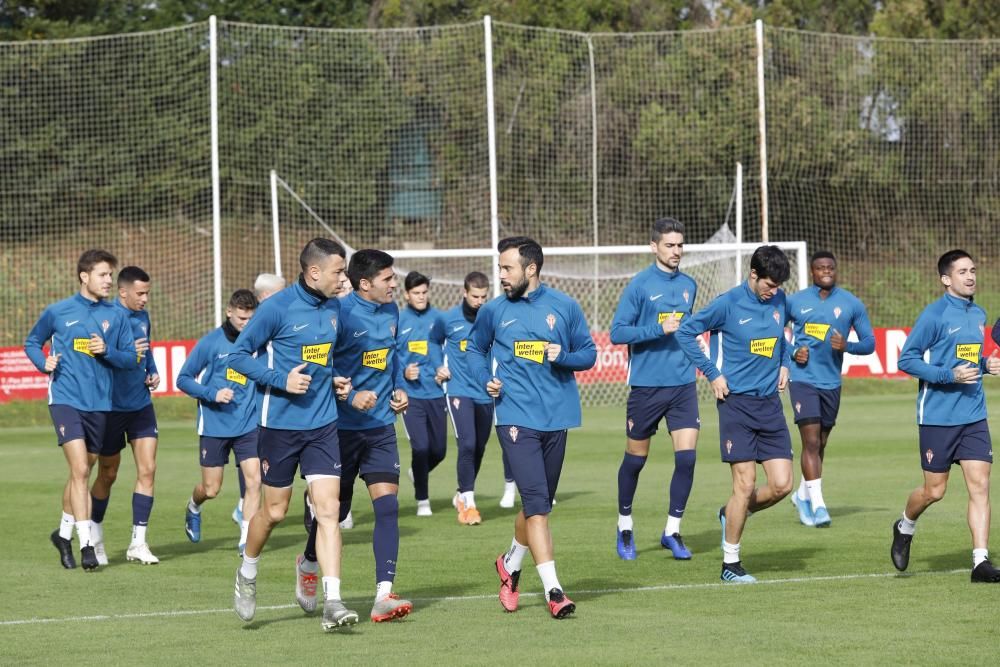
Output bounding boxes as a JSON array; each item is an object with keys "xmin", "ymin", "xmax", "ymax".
[{"xmin": 0, "ymin": 568, "xmax": 967, "ymax": 627}]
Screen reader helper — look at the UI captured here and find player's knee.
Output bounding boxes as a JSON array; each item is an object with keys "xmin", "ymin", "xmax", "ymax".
[
  {"xmin": 732, "ymin": 477, "xmax": 755, "ymax": 498},
  {"xmin": 373, "ymin": 494, "xmax": 399, "ymax": 519},
  {"xmin": 263, "ymin": 503, "xmax": 288, "ymax": 524},
  {"xmin": 313, "ymin": 498, "xmax": 341, "ymax": 524},
  {"xmin": 772, "ymin": 478, "xmax": 793, "ymax": 498},
  {"xmin": 925, "ymin": 483, "xmax": 947, "ymax": 503},
  {"xmin": 203, "ymin": 483, "xmax": 221, "ymax": 499},
  {"xmin": 70, "ymin": 462, "xmax": 91, "ymax": 481}
]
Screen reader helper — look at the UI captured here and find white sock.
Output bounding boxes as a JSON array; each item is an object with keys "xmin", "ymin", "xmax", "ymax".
[
  {"xmin": 322, "ymin": 576, "xmax": 341, "ymax": 601},
  {"xmin": 375, "ymin": 580, "xmax": 393, "ymax": 602},
  {"xmin": 805, "ymin": 479, "xmax": 826, "ymax": 509},
  {"xmin": 722, "ymin": 540, "xmax": 741, "ymax": 564},
  {"xmin": 462, "ymin": 491, "xmax": 476, "ymax": 509},
  {"xmin": 417, "ymin": 499, "xmax": 431, "ymax": 509},
  {"xmin": 75, "ymin": 520, "xmax": 93, "ymax": 548},
  {"xmin": 899, "ymin": 512, "xmax": 917, "ymax": 535},
  {"xmin": 131, "ymin": 524, "xmax": 147, "ymax": 546},
  {"xmin": 617, "ymin": 514, "xmax": 633, "ymax": 531},
  {"xmin": 240, "ymin": 552, "xmax": 259, "ymax": 579},
  {"xmin": 188, "ymin": 497, "xmax": 201, "ymax": 514},
  {"xmin": 536, "ymin": 560, "xmax": 561, "ymax": 598},
  {"xmin": 665, "ymin": 515, "xmax": 681, "ymax": 536},
  {"xmin": 973, "ymin": 548, "xmax": 989, "ymax": 567},
  {"xmin": 59, "ymin": 512, "xmax": 75, "ymax": 540},
  {"xmin": 299, "ymin": 556, "xmax": 318, "ymax": 573},
  {"xmin": 504, "ymin": 480, "xmax": 516, "ymax": 492},
  {"xmin": 504, "ymin": 538, "xmax": 529, "ymax": 572},
  {"xmin": 797, "ymin": 477, "xmax": 809, "ymax": 501},
  {"xmin": 91, "ymin": 521, "xmax": 103, "ymax": 545},
  {"xmin": 239, "ymin": 520, "xmax": 249, "ymax": 546},
  {"xmin": 238, "ymin": 498, "xmax": 244, "ymax": 511}
]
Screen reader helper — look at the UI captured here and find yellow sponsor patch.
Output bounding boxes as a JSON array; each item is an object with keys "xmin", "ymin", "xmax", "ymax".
[
  {"xmin": 226, "ymin": 368, "xmax": 248, "ymax": 385},
  {"xmin": 657, "ymin": 312, "xmax": 684, "ymax": 324},
  {"xmin": 301, "ymin": 342, "xmax": 332, "ymax": 366},
  {"xmin": 956, "ymin": 343, "xmax": 981, "ymax": 365},
  {"xmin": 408, "ymin": 340, "xmax": 428, "ymax": 356},
  {"xmin": 749, "ymin": 337, "xmax": 778, "ymax": 359},
  {"xmin": 362, "ymin": 348, "xmax": 389, "ymax": 371},
  {"xmin": 513, "ymin": 340, "xmax": 546, "ymax": 364},
  {"xmin": 459, "ymin": 340, "xmax": 467, "ymax": 352},
  {"xmin": 804, "ymin": 322, "xmax": 831, "ymax": 341},
  {"xmin": 73, "ymin": 338, "xmax": 94, "ymax": 357}
]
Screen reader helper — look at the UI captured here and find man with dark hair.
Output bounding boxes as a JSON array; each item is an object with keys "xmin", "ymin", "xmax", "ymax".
[
  {"xmin": 609, "ymin": 217, "xmax": 700, "ymax": 561},
  {"xmin": 676, "ymin": 245, "xmax": 793, "ymax": 583},
  {"xmin": 468, "ymin": 236, "xmax": 596, "ymax": 619},
  {"xmin": 298, "ymin": 248, "xmax": 413, "ymax": 623},
  {"xmin": 892, "ymin": 249, "xmax": 1000, "ymax": 583},
  {"xmin": 396, "ymin": 271, "xmax": 448, "ymax": 517},
  {"xmin": 89, "ymin": 266, "xmax": 160, "ymax": 565},
  {"xmin": 179, "ymin": 289, "xmax": 260, "ymax": 553},
  {"xmin": 228, "ymin": 238, "xmax": 359, "ymax": 632},
  {"xmin": 439, "ymin": 271, "xmax": 513, "ymax": 523},
  {"xmin": 25, "ymin": 249, "xmax": 138, "ymax": 571},
  {"xmin": 785, "ymin": 251, "xmax": 874, "ymax": 527}
]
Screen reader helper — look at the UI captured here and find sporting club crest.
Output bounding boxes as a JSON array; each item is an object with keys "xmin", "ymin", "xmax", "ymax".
[
  {"xmin": 725, "ymin": 439, "xmax": 733, "ymax": 454},
  {"xmin": 59, "ymin": 424, "xmax": 65, "ymax": 437},
  {"xmin": 627, "ymin": 418, "xmax": 634, "ymax": 433},
  {"xmin": 546, "ymin": 313, "xmax": 556, "ymax": 331},
  {"xmin": 925, "ymin": 449, "xmax": 934, "ymax": 465},
  {"xmin": 140, "ymin": 324, "xmax": 147, "ymax": 335},
  {"xmin": 201, "ymin": 448, "xmax": 207, "ymax": 460},
  {"xmin": 389, "ymin": 325, "xmax": 396, "ymax": 337},
  {"xmin": 330, "ymin": 317, "xmax": 338, "ymax": 331},
  {"xmin": 452, "ymin": 397, "xmax": 461, "ymax": 410},
  {"xmin": 101, "ymin": 319, "xmax": 110, "ymax": 332},
  {"xmin": 772, "ymin": 309, "xmax": 781, "ymax": 325},
  {"xmin": 795, "ymin": 402, "xmax": 801, "ymax": 414},
  {"xmin": 683, "ymin": 290, "xmax": 690, "ymax": 304},
  {"xmin": 833, "ymin": 307, "xmax": 842, "ymax": 319},
  {"xmin": 509, "ymin": 426, "xmax": 519, "ymax": 443},
  {"xmin": 261, "ymin": 459, "xmax": 270, "ymax": 477}
]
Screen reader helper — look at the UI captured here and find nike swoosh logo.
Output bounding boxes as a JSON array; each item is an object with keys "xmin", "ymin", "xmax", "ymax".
[
  {"xmin": 217, "ymin": 353, "xmax": 229, "ymax": 359},
  {"xmin": 501, "ymin": 319, "xmax": 517, "ymax": 328},
  {"xmin": 649, "ymin": 294, "xmax": 663, "ymax": 301},
  {"xmin": 623, "ymin": 505, "xmax": 631, "ymax": 510},
  {"xmin": 739, "ymin": 318, "xmax": 752, "ymax": 325},
  {"xmin": 400, "ymin": 328, "xmax": 412, "ymax": 335},
  {"xmin": 393, "ymin": 463, "xmax": 401, "ymax": 469},
  {"xmin": 334, "ymin": 463, "xmax": 342, "ymax": 469},
  {"xmin": 65, "ymin": 320, "xmax": 80, "ymax": 327},
  {"xmin": 800, "ymin": 308, "xmax": 813, "ymax": 314},
  {"xmin": 293, "ymin": 323, "xmax": 309, "ymax": 331},
  {"xmin": 354, "ymin": 330, "xmax": 368, "ymax": 338},
  {"xmin": 948, "ymin": 327, "xmax": 961, "ymax": 334},
  {"xmin": 452, "ymin": 325, "xmax": 465, "ymax": 333}
]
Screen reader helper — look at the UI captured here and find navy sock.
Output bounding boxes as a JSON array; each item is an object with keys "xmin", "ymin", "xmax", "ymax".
[
  {"xmin": 237, "ymin": 466, "xmax": 246, "ymax": 498},
  {"xmin": 372, "ymin": 495, "xmax": 399, "ymax": 583},
  {"xmin": 132, "ymin": 492, "xmax": 154, "ymax": 526},
  {"xmin": 91, "ymin": 493, "xmax": 110, "ymax": 524},
  {"xmin": 669, "ymin": 450, "xmax": 697, "ymax": 518},
  {"xmin": 304, "ymin": 518, "xmax": 318, "ymax": 563},
  {"xmin": 617, "ymin": 453, "xmax": 646, "ymax": 515}
]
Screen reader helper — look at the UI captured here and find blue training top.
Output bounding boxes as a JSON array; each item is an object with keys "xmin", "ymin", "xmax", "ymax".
[
  {"xmin": 110, "ymin": 299, "xmax": 159, "ymax": 411},
  {"xmin": 609, "ymin": 263, "xmax": 698, "ymax": 388},
  {"xmin": 177, "ymin": 326, "xmax": 258, "ymax": 438},
  {"xmin": 441, "ymin": 302, "xmax": 491, "ymax": 404},
  {"xmin": 25, "ymin": 293, "xmax": 138, "ymax": 412},
  {"xmin": 898, "ymin": 293, "xmax": 989, "ymax": 426},
  {"xmin": 467, "ymin": 283, "xmax": 596, "ymax": 431},
  {"xmin": 396, "ymin": 305, "xmax": 446, "ymax": 400},
  {"xmin": 676, "ymin": 281, "xmax": 789, "ymax": 397},
  {"xmin": 786, "ymin": 285, "xmax": 875, "ymax": 390}
]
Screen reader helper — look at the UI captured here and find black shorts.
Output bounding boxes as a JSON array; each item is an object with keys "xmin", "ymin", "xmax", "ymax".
[
  {"xmin": 200, "ymin": 431, "xmax": 259, "ymax": 467},
  {"xmin": 495, "ymin": 425, "xmax": 566, "ymax": 518},
  {"xmin": 788, "ymin": 382, "xmax": 841, "ymax": 429},
  {"xmin": 101, "ymin": 404, "xmax": 158, "ymax": 456},
  {"xmin": 625, "ymin": 383, "xmax": 700, "ymax": 439},
  {"xmin": 918, "ymin": 420, "xmax": 992, "ymax": 472},
  {"xmin": 718, "ymin": 393, "xmax": 793, "ymax": 463},
  {"xmin": 257, "ymin": 422, "xmax": 341, "ymax": 488},
  {"xmin": 49, "ymin": 404, "xmax": 107, "ymax": 454},
  {"xmin": 339, "ymin": 425, "xmax": 401, "ymax": 482}
]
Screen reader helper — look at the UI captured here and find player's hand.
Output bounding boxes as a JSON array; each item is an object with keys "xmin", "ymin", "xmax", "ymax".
[
  {"xmin": 661, "ymin": 313, "xmax": 680, "ymax": 335},
  {"xmin": 793, "ymin": 346, "xmax": 809, "ymax": 364},
  {"xmin": 44, "ymin": 353, "xmax": 62, "ymax": 373},
  {"xmin": 987, "ymin": 350, "xmax": 1000, "ymax": 376},
  {"xmin": 134, "ymin": 336, "xmax": 150, "ymax": 358},
  {"xmin": 434, "ymin": 366, "xmax": 451, "ymax": 385},
  {"xmin": 390, "ymin": 389, "xmax": 409, "ymax": 414},
  {"xmin": 778, "ymin": 366, "xmax": 790, "ymax": 392},
  {"xmin": 711, "ymin": 375, "xmax": 730, "ymax": 400},
  {"xmin": 545, "ymin": 342, "xmax": 561, "ymax": 362},
  {"xmin": 88, "ymin": 333, "xmax": 107, "ymax": 355},
  {"xmin": 952, "ymin": 362, "xmax": 981, "ymax": 384},
  {"xmin": 829, "ymin": 329, "xmax": 846, "ymax": 352},
  {"xmin": 351, "ymin": 390, "xmax": 378, "ymax": 411},
  {"xmin": 334, "ymin": 376, "xmax": 352, "ymax": 400},
  {"xmin": 215, "ymin": 387, "xmax": 234, "ymax": 404},
  {"xmin": 404, "ymin": 362, "xmax": 420, "ymax": 381},
  {"xmin": 145, "ymin": 373, "xmax": 160, "ymax": 391},
  {"xmin": 286, "ymin": 362, "xmax": 312, "ymax": 394},
  {"xmin": 486, "ymin": 377, "xmax": 502, "ymax": 398}
]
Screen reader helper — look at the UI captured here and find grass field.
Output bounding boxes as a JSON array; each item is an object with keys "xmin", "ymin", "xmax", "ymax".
[{"xmin": 3, "ymin": 383, "xmax": 1000, "ymax": 665}]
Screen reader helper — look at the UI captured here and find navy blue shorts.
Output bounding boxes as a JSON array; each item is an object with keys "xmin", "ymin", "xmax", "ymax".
[
  {"xmin": 339, "ymin": 425, "xmax": 401, "ymax": 482},
  {"xmin": 200, "ymin": 431, "xmax": 259, "ymax": 467},
  {"xmin": 789, "ymin": 382, "xmax": 841, "ymax": 429},
  {"xmin": 918, "ymin": 420, "xmax": 993, "ymax": 472},
  {"xmin": 495, "ymin": 425, "xmax": 566, "ymax": 518},
  {"xmin": 49, "ymin": 404, "xmax": 107, "ymax": 454},
  {"xmin": 625, "ymin": 383, "xmax": 700, "ymax": 439},
  {"xmin": 100, "ymin": 404, "xmax": 158, "ymax": 456},
  {"xmin": 257, "ymin": 422, "xmax": 341, "ymax": 488},
  {"xmin": 718, "ymin": 393, "xmax": 793, "ymax": 463}
]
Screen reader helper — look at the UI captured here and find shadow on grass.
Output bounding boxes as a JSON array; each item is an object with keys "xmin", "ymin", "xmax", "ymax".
[{"xmin": 921, "ymin": 549, "xmax": 970, "ymax": 573}]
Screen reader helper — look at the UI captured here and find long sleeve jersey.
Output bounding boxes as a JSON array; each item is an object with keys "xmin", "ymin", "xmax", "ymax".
[
  {"xmin": 786, "ymin": 285, "xmax": 875, "ymax": 389},
  {"xmin": 177, "ymin": 326, "xmax": 257, "ymax": 438},
  {"xmin": 396, "ymin": 305, "xmax": 446, "ymax": 400},
  {"xmin": 467, "ymin": 284, "xmax": 596, "ymax": 431},
  {"xmin": 110, "ymin": 300, "xmax": 158, "ymax": 411},
  {"xmin": 676, "ymin": 281, "xmax": 789, "ymax": 397},
  {"xmin": 229, "ymin": 280, "xmax": 341, "ymax": 430},
  {"xmin": 609, "ymin": 264, "xmax": 697, "ymax": 387},
  {"xmin": 333, "ymin": 291, "xmax": 403, "ymax": 431},
  {"xmin": 442, "ymin": 302, "xmax": 491, "ymax": 404},
  {"xmin": 25, "ymin": 293, "xmax": 138, "ymax": 411},
  {"xmin": 898, "ymin": 293, "xmax": 988, "ymax": 426}
]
